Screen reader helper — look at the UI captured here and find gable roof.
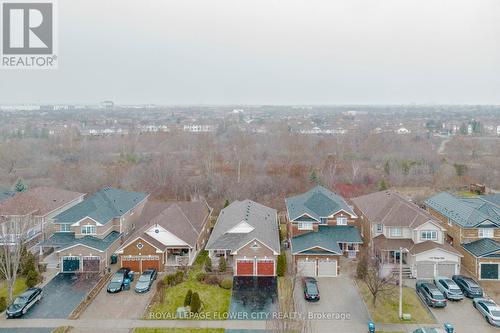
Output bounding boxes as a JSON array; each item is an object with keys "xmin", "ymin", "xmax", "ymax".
[
  {"xmin": 205, "ymin": 199, "xmax": 280, "ymax": 254},
  {"xmin": 425, "ymin": 192, "xmax": 500, "ymax": 228},
  {"xmin": 119, "ymin": 200, "xmax": 211, "ymax": 250},
  {"xmin": 286, "ymin": 185, "xmax": 356, "ymax": 222},
  {"xmin": 0, "ymin": 187, "xmax": 84, "ymax": 217},
  {"xmin": 409, "ymin": 240, "xmax": 462, "ymax": 256},
  {"xmin": 462, "ymin": 238, "xmax": 500, "ymax": 258},
  {"xmin": 45, "ymin": 230, "xmax": 122, "ymax": 252},
  {"xmin": 353, "ymin": 190, "xmax": 440, "ymax": 228},
  {"xmin": 291, "ymin": 225, "xmax": 362, "ymax": 254},
  {"xmin": 53, "ymin": 187, "xmax": 148, "ymax": 225}
]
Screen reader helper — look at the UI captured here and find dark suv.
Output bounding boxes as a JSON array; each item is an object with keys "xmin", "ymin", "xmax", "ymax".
[
  {"xmin": 303, "ymin": 277, "xmax": 320, "ymax": 301},
  {"xmin": 452, "ymin": 275, "xmax": 483, "ymax": 298},
  {"xmin": 416, "ymin": 281, "xmax": 447, "ymax": 308},
  {"xmin": 107, "ymin": 267, "xmax": 131, "ymax": 293}
]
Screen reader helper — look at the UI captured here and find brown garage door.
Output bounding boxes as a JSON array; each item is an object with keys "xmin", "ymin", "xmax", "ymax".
[
  {"xmin": 257, "ymin": 260, "xmax": 274, "ymax": 276},
  {"xmin": 141, "ymin": 258, "xmax": 160, "ymax": 272},
  {"xmin": 236, "ymin": 260, "xmax": 254, "ymax": 276},
  {"xmin": 122, "ymin": 258, "xmax": 141, "ymax": 272},
  {"xmin": 82, "ymin": 256, "xmax": 100, "ymax": 272}
]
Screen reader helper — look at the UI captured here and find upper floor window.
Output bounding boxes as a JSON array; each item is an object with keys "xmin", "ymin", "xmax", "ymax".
[
  {"xmin": 375, "ymin": 224, "xmax": 384, "ymax": 233},
  {"xmin": 60, "ymin": 224, "xmax": 71, "ymax": 232},
  {"xmin": 389, "ymin": 227, "xmax": 402, "ymax": 237},
  {"xmin": 478, "ymin": 228, "xmax": 494, "ymax": 238},
  {"xmin": 336, "ymin": 217, "xmax": 348, "ymax": 226},
  {"xmin": 81, "ymin": 225, "xmax": 96, "ymax": 235},
  {"xmin": 298, "ymin": 222, "xmax": 313, "ymax": 230},
  {"xmin": 420, "ymin": 230, "xmax": 437, "ymax": 241},
  {"xmin": 319, "ymin": 218, "xmax": 327, "ymax": 224}
]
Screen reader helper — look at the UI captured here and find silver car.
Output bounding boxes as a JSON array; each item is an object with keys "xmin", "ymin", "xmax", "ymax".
[
  {"xmin": 434, "ymin": 276, "xmax": 463, "ymax": 301},
  {"xmin": 473, "ymin": 298, "xmax": 500, "ymax": 327}
]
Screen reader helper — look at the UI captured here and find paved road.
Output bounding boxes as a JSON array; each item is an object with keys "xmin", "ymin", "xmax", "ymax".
[{"xmin": 294, "ymin": 276, "xmax": 371, "ymax": 333}]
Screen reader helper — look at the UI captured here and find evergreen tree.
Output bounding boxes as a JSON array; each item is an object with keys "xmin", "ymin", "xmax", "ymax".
[
  {"xmin": 309, "ymin": 170, "xmax": 321, "ymax": 185},
  {"xmin": 184, "ymin": 289, "xmax": 193, "ymax": 307},
  {"xmin": 14, "ymin": 179, "xmax": 27, "ymax": 192},
  {"xmin": 218, "ymin": 256, "xmax": 227, "ymax": 273},
  {"xmin": 378, "ymin": 179, "xmax": 388, "ymax": 191},
  {"xmin": 205, "ymin": 256, "xmax": 213, "ymax": 272},
  {"xmin": 190, "ymin": 292, "xmax": 201, "ymax": 313},
  {"xmin": 224, "ymin": 199, "xmax": 230, "ymax": 208}
]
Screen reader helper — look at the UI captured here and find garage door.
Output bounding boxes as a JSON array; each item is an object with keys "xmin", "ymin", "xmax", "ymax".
[
  {"xmin": 62, "ymin": 256, "xmax": 80, "ymax": 272},
  {"xmin": 437, "ymin": 262, "xmax": 457, "ymax": 277},
  {"xmin": 257, "ymin": 259, "xmax": 274, "ymax": 276},
  {"xmin": 416, "ymin": 261, "xmax": 435, "ymax": 279},
  {"xmin": 82, "ymin": 256, "xmax": 100, "ymax": 272},
  {"xmin": 141, "ymin": 258, "xmax": 160, "ymax": 272},
  {"xmin": 122, "ymin": 258, "xmax": 141, "ymax": 272},
  {"xmin": 318, "ymin": 259, "xmax": 337, "ymax": 277},
  {"xmin": 236, "ymin": 259, "xmax": 254, "ymax": 276},
  {"xmin": 480, "ymin": 263, "xmax": 499, "ymax": 280},
  {"xmin": 297, "ymin": 260, "xmax": 316, "ymax": 277}
]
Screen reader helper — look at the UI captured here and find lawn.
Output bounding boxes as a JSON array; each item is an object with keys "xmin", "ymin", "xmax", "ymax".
[
  {"xmin": 357, "ymin": 280, "xmax": 435, "ymax": 324},
  {"xmin": 148, "ymin": 250, "xmax": 232, "ymax": 320},
  {"xmin": 0, "ymin": 277, "xmax": 27, "ymax": 300},
  {"xmin": 135, "ymin": 329, "xmax": 224, "ymax": 333}
]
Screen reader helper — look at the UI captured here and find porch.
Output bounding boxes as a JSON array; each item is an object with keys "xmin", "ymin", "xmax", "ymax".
[
  {"xmin": 165, "ymin": 247, "xmax": 193, "ymax": 266},
  {"xmin": 339, "ymin": 242, "xmax": 361, "ymax": 259},
  {"xmin": 208, "ymin": 249, "xmax": 234, "ymax": 268}
]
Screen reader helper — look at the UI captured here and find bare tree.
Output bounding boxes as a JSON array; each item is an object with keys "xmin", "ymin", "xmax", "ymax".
[
  {"xmin": 362, "ymin": 257, "xmax": 396, "ymax": 306},
  {"xmin": 351, "ymin": 160, "xmax": 361, "ymax": 183}
]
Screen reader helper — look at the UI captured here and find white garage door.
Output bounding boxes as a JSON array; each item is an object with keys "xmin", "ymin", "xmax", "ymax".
[
  {"xmin": 297, "ymin": 260, "xmax": 316, "ymax": 277},
  {"xmin": 416, "ymin": 261, "xmax": 435, "ymax": 279},
  {"xmin": 318, "ymin": 259, "xmax": 337, "ymax": 277},
  {"xmin": 437, "ymin": 262, "xmax": 457, "ymax": 277}
]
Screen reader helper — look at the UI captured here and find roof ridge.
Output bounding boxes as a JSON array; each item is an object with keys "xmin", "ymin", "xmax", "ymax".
[{"xmin": 172, "ymin": 203, "xmax": 200, "ymax": 236}]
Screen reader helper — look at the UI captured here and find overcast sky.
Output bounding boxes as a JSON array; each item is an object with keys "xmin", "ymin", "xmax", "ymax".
[{"xmin": 1, "ymin": 0, "xmax": 500, "ymax": 105}]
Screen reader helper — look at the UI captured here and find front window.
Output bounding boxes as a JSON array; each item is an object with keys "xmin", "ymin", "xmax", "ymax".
[
  {"xmin": 298, "ymin": 222, "xmax": 313, "ymax": 230},
  {"xmin": 81, "ymin": 225, "xmax": 96, "ymax": 235},
  {"xmin": 375, "ymin": 224, "xmax": 384, "ymax": 233},
  {"xmin": 420, "ymin": 230, "xmax": 437, "ymax": 241},
  {"xmin": 60, "ymin": 224, "xmax": 71, "ymax": 232},
  {"xmin": 478, "ymin": 228, "xmax": 494, "ymax": 238},
  {"xmin": 336, "ymin": 217, "xmax": 348, "ymax": 225},
  {"xmin": 389, "ymin": 227, "xmax": 402, "ymax": 237},
  {"xmin": 319, "ymin": 218, "xmax": 327, "ymax": 224}
]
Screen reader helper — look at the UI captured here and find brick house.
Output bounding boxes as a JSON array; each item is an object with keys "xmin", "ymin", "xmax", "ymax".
[
  {"xmin": 286, "ymin": 185, "xmax": 363, "ymax": 277},
  {"xmin": 425, "ymin": 192, "xmax": 500, "ymax": 281},
  {"xmin": 116, "ymin": 200, "xmax": 213, "ymax": 273},
  {"xmin": 42, "ymin": 187, "xmax": 149, "ymax": 273},
  {"xmin": 205, "ymin": 200, "xmax": 280, "ymax": 276}
]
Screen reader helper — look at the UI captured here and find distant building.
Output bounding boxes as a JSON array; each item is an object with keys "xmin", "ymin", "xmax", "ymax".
[
  {"xmin": 100, "ymin": 101, "xmax": 114, "ymax": 109},
  {"xmin": 183, "ymin": 124, "xmax": 216, "ymax": 133},
  {"xmin": 396, "ymin": 127, "xmax": 410, "ymax": 134}
]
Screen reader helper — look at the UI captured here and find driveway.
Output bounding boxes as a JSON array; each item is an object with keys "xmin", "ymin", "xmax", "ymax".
[
  {"xmin": 229, "ymin": 277, "xmax": 278, "ymax": 320},
  {"xmin": 21, "ymin": 273, "xmax": 99, "ymax": 319},
  {"xmin": 79, "ymin": 275, "xmax": 157, "ymax": 320},
  {"xmin": 429, "ymin": 297, "xmax": 499, "ymax": 333},
  {"xmin": 294, "ymin": 276, "xmax": 370, "ymax": 333}
]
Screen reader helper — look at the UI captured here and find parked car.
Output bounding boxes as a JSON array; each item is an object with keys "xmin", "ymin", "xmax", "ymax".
[
  {"xmin": 107, "ymin": 267, "xmax": 131, "ymax": 293},
  {"xmin": 434, "ymin": 276, "xmax": 463, "ymax": 300},
  {"xmin": 303, "ymin": 277, "xmax": 320, "ymax": 301},
  {"xmin": 416, "ymin": 281, "xmax": 447, "ymax": 308},
  {"xmin": 6, "ymin": 287, "xmax": 43, "ymax": 318},
  {"xmin": 135, "ymin": 268, "xmax": 157, "ymax": 293},
  {"xmin": 452, "ymin": 275, "xmax": 483, "ymax": 298},
  {"xmin": 473, "ymin": 298, "xmax": 500, "ymax": 327}
]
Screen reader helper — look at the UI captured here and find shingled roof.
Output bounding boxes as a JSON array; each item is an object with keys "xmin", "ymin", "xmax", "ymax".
[
  {"xmin": 53, "ymin": 187, "xmax": 148, "ymax": 225},
  {"xmin": 291, "ymin": 225, "xmax": 362, "ymax": 254},
  {"xmin": 286, "ymin": 185, "xmax": 356, "ymax": 222},
  {"xmin": 353, "ymin": 190, "xmax": 440, "ymax": 228},
  {"xmin": 205, "ymin": 200, "xmax": 280, "ymax": 254},
  {"xmin": 462, "ymin": 238, "xmax": 500, "ymax": 258},
  {"xmin": 44, "ymin": 230, "xmax": 122, "ymax": 252},
  {"xmin": 120, "ymin": 200, "xmax": 212, "ymax": 250},
  {"xmin": 0, "ymin": 187, "xmax": 84, "ymax": 217},
  {"xmin": 424, "ymin": 192, "xmax": 500, "ymax": 228}
]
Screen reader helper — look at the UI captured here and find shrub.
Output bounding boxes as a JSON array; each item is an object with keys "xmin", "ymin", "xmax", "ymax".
[
  {"xmin": 205, "ymin": 256, "xmax": 213, "ymax": 272},
  {"xmin": 195, "ymin": 272, "xmax": 207, "ymax": 282},
  {"xmin": 203, "ymin": 275, "xmax": 220, "ymax": 285},
  {"xmin": 26, "ymin": 270, "xmax": 40, "ymax": 288},
  {"xmin": 0, "ymin": 297, "xmax": 6, "ymax": 312},
  {"xmin": 184, "ymin": 289, "xmax": 193, "ymax": 306},
  {"xmin": 163, "ymin": 271, "xmax": 185, "ymax": 287},
  {"xmin": 218, "ymin": 257, "xmax": 227, "ymax": 273},
  {"xmin": 190, "ymin": 292, "xmax": 201, "ymax": 313},
  {"xmin": 277, "ymin": 253, "xmax": 286, "ymax": 277},
  {"xmin": 175, "ymin": 271, "xmax": 185, "ymax": 284},
  {"xmin": 219, "ymin": 277, "xmax": 233, "ymax": 290}
]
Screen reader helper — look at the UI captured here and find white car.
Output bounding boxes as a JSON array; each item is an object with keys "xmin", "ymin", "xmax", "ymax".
[
  {"xmin": 434, "ymin": 276, "xmax": 463, "ymax": 300},
  {"xmin": 473, "ymin": 298, "xmax": 500, "ymax": 327}
]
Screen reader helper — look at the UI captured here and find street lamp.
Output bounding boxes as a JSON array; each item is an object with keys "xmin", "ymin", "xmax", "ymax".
[{"xmin": 399, "ymin": 247, "xmax": 409, "ymax": 319}]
